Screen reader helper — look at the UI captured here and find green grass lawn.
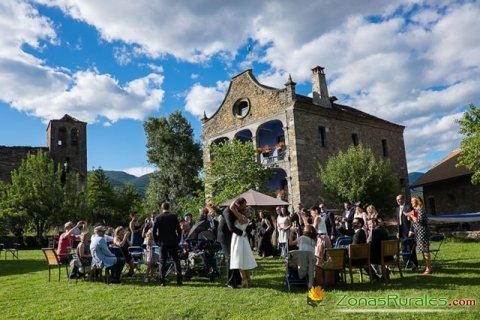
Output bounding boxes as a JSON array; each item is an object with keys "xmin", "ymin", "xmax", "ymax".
[{"xmin": 0, "ymin": 239, "xmax": 479, "ymax": 320}]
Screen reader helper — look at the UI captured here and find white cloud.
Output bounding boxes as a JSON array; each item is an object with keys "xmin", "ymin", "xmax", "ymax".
[
  {"xmin": 191, "ymin": 73, "xmax": 199, "ymax": 80},
  {"xmin": 0, "ymin": 0, "xmax": 165, "ymax": 124},
  {"xmin": 7, "ymin": 69, "xmax": 165, "ymax": 124},
  {"xmin": 184, "ymin": 81, "xmax": 229, "ymax": 118}
]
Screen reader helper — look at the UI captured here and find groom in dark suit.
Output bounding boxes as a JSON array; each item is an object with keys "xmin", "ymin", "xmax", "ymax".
[
  {"xmin": 395, "ymin": 194, "xmax": 418, "ymax": 269},
  {"xmin": 217, "ymin": 197, "xmax": 246, "ymax": 288}
]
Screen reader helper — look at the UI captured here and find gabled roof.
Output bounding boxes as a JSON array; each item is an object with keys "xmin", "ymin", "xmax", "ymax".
[{"xmin": 410, "ymin": 149, "xmax": 473, "ymax": 187}]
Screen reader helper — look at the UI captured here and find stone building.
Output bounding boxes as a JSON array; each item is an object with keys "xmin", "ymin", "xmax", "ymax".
[
  {"xmin": 201, "ymin": 66, "xmax": 408, "ymax": 206},
  {"xmin": 0, "ymin": 114, "xmax": 87, "ymax": 185},
  {"xmin": 410, "ymin": 149, "xmax": 480, "ymax": 214}
]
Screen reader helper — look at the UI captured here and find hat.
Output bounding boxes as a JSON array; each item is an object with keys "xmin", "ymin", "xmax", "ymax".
[
  {"xmin": 64, "ymin": 221, "xmax": 74, "ymax": 228},
  {"xmin": 94, "ymin": 225, "xmax": 106, "ymax": 233}
]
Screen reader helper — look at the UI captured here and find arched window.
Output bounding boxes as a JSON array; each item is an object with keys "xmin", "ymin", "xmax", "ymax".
[
  {"xmin": 58, "ymin": 127, "xmax": 67, "ymax": 146},
  {"xmin": 71, "ymin": 128, "xmax": 79, "ymax": 146}
]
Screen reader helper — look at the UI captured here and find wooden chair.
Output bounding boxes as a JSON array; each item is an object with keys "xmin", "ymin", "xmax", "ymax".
[
  {"xmin": 347, "ymin": 243, "xmax": 372, "ymax": 284},
  {"xmin": 42, "ymin": 248, "xmax": 69, "ymax": 282},
  {"xmin": 380, "ymin": 239, "xmax": 403, "ymax": 281},
  {"xmin": 318, "ymin": 248, "xmax": 346, "ymax": 286}
]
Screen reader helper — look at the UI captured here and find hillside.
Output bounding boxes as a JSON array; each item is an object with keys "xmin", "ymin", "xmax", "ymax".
[
  {"xmin": 102, "ymin": 170, "xmax": 152, "ymax": 197},
  {"xmin": 408, "ymin": 171, "xmax": 424, "ymax": 185}
]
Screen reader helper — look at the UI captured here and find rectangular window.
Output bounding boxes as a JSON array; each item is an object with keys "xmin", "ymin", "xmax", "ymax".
[
  {"xmin": 382, "ymin": 139, "xmax": 388, "ymax": 157},
  {"xmin": 319, "ymin": 126, "xmax": 326, "ymax": 147},
  {"xmin": 351, "ymin": 133, "xmax": 358, "ymax": 146}
]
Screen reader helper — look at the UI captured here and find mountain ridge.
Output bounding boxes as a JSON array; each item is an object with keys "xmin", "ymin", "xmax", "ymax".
[{"xmin": 99, "ymin": 170, "xmax": 153, "ymax": 197}]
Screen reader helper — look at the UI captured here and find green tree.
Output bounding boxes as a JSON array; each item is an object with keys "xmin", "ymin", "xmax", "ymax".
[
  {"xmin": 205, "ymin": 139, "xmax": 273, "ymax": 205},
  {"xmin": 319, "ymin": 145, "xmax": 400, "ymax": 212},
  {"xmin": 144, "ymin": 111, "xmax": 202, "ymax": 210},
  {"xmin": 457, "ymin": 104, "xmax": 480, "ymax": 184},
  {"xmin": 116, "ymin": 183, "xmax": 143, "ymax": 223},
  {"xmin": 87, "ymin": 168, "xmax": 117, "ymax": 225},
  {"xmin": 3, "ymin": 151, "xmax": 85, "ymax": 242},
  {"xmin": 177, "ymin": 181, "xmax": 206, "ymax": 218}
]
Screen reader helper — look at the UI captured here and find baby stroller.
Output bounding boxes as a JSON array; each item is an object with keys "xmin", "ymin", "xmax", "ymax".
[{"xmin": 183, "ymin": 230, "xmax": 220, "ymax": 282}]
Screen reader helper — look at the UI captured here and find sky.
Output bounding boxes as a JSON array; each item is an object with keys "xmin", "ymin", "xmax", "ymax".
[{"xmin": 0, "ymin": 0, "xmax": 479, "ymax": 177}]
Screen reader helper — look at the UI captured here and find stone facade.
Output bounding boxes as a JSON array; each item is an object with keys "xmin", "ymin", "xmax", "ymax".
[
  {"xmin": 0, "ymin": 114, "xmax": 87, "ymax": 185},
  {"xmin": 423, "ymin": 176, "xmax": 480, "ymax": 215},
  {"xmin": 202, "ymin": 67, "xmax": 408, "ymax": 207}
]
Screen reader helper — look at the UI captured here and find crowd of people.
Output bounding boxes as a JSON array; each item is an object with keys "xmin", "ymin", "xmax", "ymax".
[{"xmin": 56, "ymin": 193, "xmax": 433, "ymax": 287}]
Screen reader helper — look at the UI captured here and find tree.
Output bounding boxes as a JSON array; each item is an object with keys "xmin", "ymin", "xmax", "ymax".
[
  {"xmin": 457, "ymin": 104, "xmax": 480, "ymax": 184},
  {"xmin": 319, "ymin": 145, "xmax": 400, "ymax": 213},
  {"xmin": 87, "ymin": 168, "xmax": 117, "ymax": 225},
  {"xmin": 3, "ymin": 151, "xmax": 85, "ymax": 242},
  {"xmin": 144, "ymin": 111, "xmax": 202, "ymax": 210},
  {"xmin": 115, "ymin": 183, "xmax": 143, "ymax": 223},
  {"xmin": 205, "ymin": 139, "xmax": 273, "ymax": 205}
]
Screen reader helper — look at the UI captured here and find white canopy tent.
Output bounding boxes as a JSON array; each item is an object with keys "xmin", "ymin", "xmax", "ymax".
[{"xmin": 220, "ymin": 189, "xmax": 289, "ymax": 207}]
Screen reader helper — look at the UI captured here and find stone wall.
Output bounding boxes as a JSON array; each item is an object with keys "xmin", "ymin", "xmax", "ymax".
[
  {"xmin": 423, "ymin": 176, "xmax": 480, "ymax": 214},
  {"xmin": 290, "ymin": 103, "xmax": 408, "ymax": 207},
  {"xmin": 0, "ymin": 146, "xmax": 47, "ymax": 183}
]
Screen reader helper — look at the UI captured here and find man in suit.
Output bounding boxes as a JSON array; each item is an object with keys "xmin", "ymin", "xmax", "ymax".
[
  {"xmin": 351, "ymin": 218, "xmax": 367, "ymax": 244},
  {"xmin": 319, "ymin": 202, "xmax": 337, "ymax": 241},
  {"xmin": 337, "ymin": 201, "xmax": 355, "ymax": 236},
  {"xmin": 395, "ymin": 194, "xmax": 418, "ymax": 269},
  {"xmin": 217, "ymin": 197, "xmax": 246, "ymax": 288},
  {"xmin": 153, "ymin": 202, "xmax": 183, "ymax": 286}
]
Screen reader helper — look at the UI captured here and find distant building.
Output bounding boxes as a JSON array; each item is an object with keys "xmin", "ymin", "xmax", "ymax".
[
  {"xmin": 410, "ymin": 149, "xmax": 480, "ymax": 214},
  {"xmin": 0, "ymin": 114, "xmax": 87, "ymax": 185},
  {"xmin": 201, "ymin": 67, "xmax": 408, "ymax": 206}
]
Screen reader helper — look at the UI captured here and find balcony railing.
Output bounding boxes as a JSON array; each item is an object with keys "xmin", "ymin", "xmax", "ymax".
[{"xmin": 260, "ymin": 147, "xmax": 286, "ymax": 164}]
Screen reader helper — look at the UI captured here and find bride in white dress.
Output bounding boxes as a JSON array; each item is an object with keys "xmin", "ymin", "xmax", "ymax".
[{"xmin": 229, "ymin": 203, "xmax": 257, "ymax": 287}]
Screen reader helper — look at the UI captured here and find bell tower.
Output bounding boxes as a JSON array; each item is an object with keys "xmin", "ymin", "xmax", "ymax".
[{"xmin": 46, "ymin": 114, "xmax": 87, "ymax": 185}]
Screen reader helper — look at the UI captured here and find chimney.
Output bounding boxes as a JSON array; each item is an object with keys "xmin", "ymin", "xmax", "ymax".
[
  {"xmin": 284, "ymin": 74, "xmax": 296, "ymax": 102},
  {"xmin": 311, "ymin": 66, "xmax": 331, "ymax": 107}
]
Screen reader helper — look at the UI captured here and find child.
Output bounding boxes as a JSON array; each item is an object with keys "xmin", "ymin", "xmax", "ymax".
[{"xmin": 143, "ymin": 229, "xmax": 157, "ymax": 283}]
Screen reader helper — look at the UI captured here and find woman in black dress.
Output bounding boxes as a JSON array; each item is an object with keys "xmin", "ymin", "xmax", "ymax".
[
  {"xmin": 408, "ymin": 196, "xmax": 432, "ymax": 275},
  {"xmin": 258, "ymin": 211, "xmax": 276, "ymax": 258}
]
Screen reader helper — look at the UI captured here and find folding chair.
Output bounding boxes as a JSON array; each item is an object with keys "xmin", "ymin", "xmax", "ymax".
[
  {"xmin": 334, "ymin": 236, "xmax": 352, "ymax": 248},
  {"xmin": 318, "ymin": 248, "xmax": 347, "ymax": 286},
  {"xmin": 429, "ymin": 234, "xmax": 444, "ymax": 262},
  {"xmin": 380, "ymin": 239, "xmax": 403, "ymax": 281},
  {"xmin": 42, "ymin": 248, "xmax": 69, "ymax": 281},
  {"xmin": 285, "ymin": 250, "xmax": 314, "ymax": 290},
  {"xmin": 128, "ymin": 246, "xmax": 145, "ymax": 272},
  {"xmin": 1, "ymin": 237, "xmax": 19, "ymax": 260},
  {"xmin": 347, "ymin": 243, "xmax": 372, "ymax": 284},
  {"xmin": 399, "ymin": 238, "xmax": 416, "ymax": 270}
]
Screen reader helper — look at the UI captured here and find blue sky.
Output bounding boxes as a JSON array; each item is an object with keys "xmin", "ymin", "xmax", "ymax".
[{"xmin": 0, "ymin": 0, "xmax": 479, "ymax": 176}]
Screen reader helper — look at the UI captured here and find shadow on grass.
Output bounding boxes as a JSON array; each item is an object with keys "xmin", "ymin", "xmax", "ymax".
[{"xmin": 0, "ymin": 259, "xmax": 47, "ymax": 277}]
